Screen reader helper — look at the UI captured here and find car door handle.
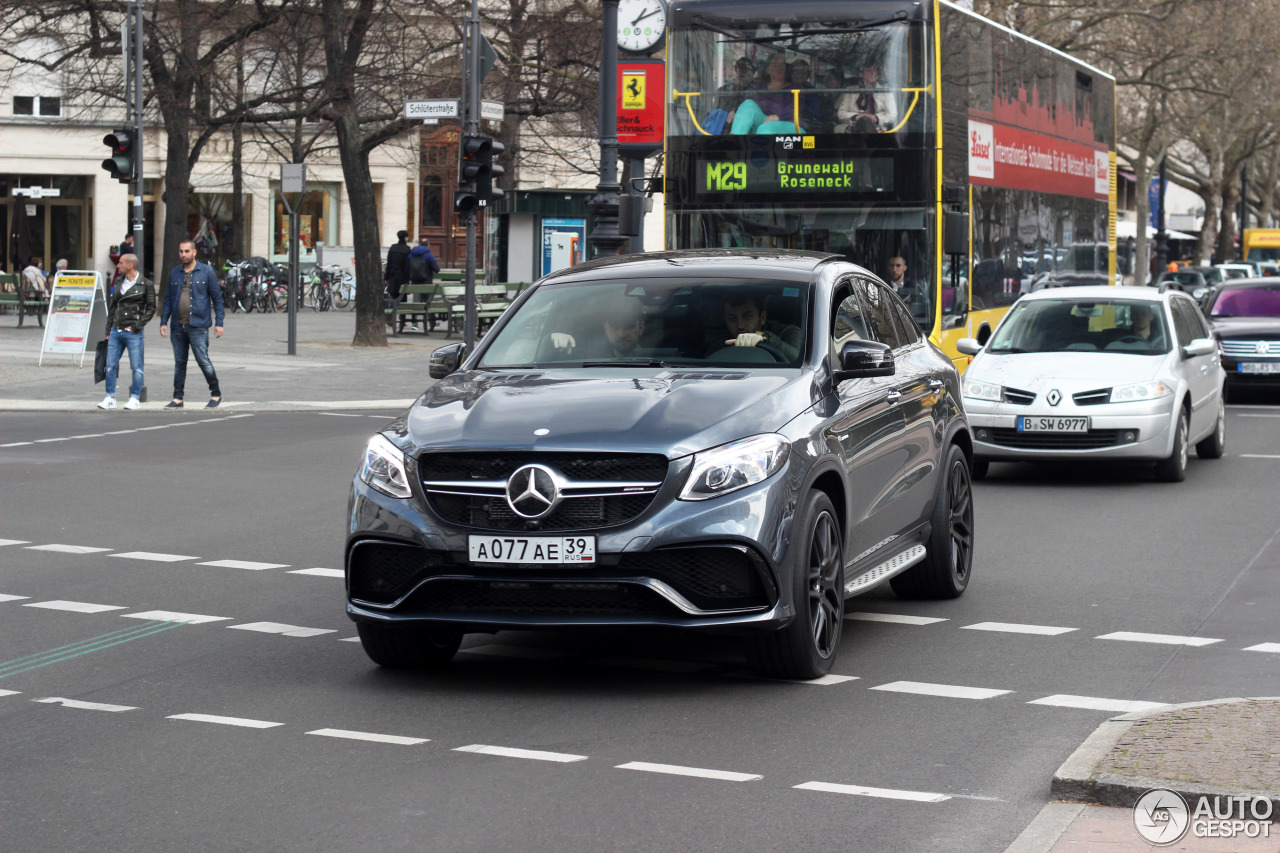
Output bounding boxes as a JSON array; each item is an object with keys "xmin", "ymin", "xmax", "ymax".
[
  {"xmin": 928, "ymin": 379, "xmax": 944, "ymax": 389},
  {"xmin": 886, "ymin": 390, "xmax": 902, "ymax": 404}
]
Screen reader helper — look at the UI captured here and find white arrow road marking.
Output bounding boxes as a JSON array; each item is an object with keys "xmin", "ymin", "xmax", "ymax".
[
  {"xmin": 307, "ymin": 729, "xmax": 428, "ymax": 745},
  {"xmin": 615, "ymin": 761, "xmax": 762, "ymax": 782},
  {"xmin": 454, "ymin": 744, "xmax": 588, "ymax": 763},
  {"xmin": 33, "ymin": 697, "xmax": 137, "ymax": 712},
  {"xmin": 167, "ymin": 713, "xmax": 283, "ymax": 729},
  {"xmin": 794, "ymin": 781, "xmax": 951, "ymax": 802}
]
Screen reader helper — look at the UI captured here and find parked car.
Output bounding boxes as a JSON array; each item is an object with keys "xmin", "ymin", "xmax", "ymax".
[
  {"xmin": 1203, "ymin": 278, "xmax": 1280, "ymax": 389},
  {"xmin": 1154, "ymin": 269, "xmax": 1207, "ymax": 296},
  {"xmin": 957, "ymin": 286, "xmax": 1226, "ymax": 482},
  {"xmin": 346, "ymin": 250, "xmax": 975, "ymax": 679}
]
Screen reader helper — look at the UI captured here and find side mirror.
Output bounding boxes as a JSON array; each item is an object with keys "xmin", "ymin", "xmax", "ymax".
[
  {"xmin": 835, "ymin": 339, "xmax": 895, "ymax": 381},
  {"xmin": 955, "ymin": 337, "xmax": 982, "ymax": 356},
  {"xmin": 428, "ymin": 342, "xmax": 468, "ymax": 379},
  {"xmin": 1182, "ymin": 338, "xmax": 1216, "ymax": 358}
]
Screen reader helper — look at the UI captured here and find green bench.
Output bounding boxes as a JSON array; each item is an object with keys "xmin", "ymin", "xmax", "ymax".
[
  {"xmin": 444, "ymin": 284, "xmax": 513, "ymax": 338},
  {"xmin": 0, "ymin": 274, "xmax": 48, "ymax": 327},
  {"xmin": 387, "ymin": 283, "xmax": 446, "ymax": 335}
]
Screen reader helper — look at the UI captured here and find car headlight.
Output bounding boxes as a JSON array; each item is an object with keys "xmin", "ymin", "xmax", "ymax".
[
  {"xmin": 680, "ymin": 434, "xmax": 790, "ymax": 501},
  {"xmin": 1109, "ymin": 381, "xmax": 1172, "ymax": 403},
  {"xmin": 358, "ymin": 433, "xmax": 412, "ymax": 498},
  {"xmin": 962, "ymin": 378, "xmax": 1003, "ymax": 402}
]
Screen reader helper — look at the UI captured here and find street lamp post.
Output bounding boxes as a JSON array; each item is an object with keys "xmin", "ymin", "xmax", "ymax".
[
  {"xmin": 588, "ymin": 0, "xmax": 628, "ymax": 258},
  {"xmin": 1153, "ymin": 155, "xmax": 1169, "ymax": 280}
]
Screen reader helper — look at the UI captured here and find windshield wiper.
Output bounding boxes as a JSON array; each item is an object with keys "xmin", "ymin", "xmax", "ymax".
[{"xmin": 581, "ymin": 359, "xmax": 673, "ymax": 368}]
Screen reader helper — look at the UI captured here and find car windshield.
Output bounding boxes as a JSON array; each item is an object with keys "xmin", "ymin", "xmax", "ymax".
[
  {"xmin": 989, "ymin": 299, "xmax": 1171, "ymax": 355},
  {"xmin": 478, "ymin": 277, "xmax": 809, "ymax": 368},
  {"xmin": 1210, "ymin": 285, "xmax": 1280, "ymax": 317}
]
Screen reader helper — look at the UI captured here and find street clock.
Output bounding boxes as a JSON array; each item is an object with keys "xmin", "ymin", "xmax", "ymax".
[{"xmin": 617, "ymin": 0, "xmax": 667, "ymax": 55}]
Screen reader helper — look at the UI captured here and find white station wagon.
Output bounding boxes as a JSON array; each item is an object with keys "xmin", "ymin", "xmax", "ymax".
[{"xmin": 957, "ymin": 286, "xmax": 1226, "ymax": 482}]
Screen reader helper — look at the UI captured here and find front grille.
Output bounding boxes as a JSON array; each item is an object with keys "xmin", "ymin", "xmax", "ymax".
[
  {"xmin": 619, "ymin": 547, "xmax": 770, "ymax": 611},
  {"xmin": 1002, "ymin": 387, "xmax": 1036, "ymax": 405},
  {"xmin": 348, "ymin": 542, "xmax": 457, "ymax": 605},
  {"xmin": 1220, "ymin": 339, "xmax": 1280, "ymax": 357},
  {"xmin": 988, "ymin": 428, "xmax": 1129, "ymax": 449},
  {"xmin": 412, "ymin": 579, "xmax": 673, "ymax": 616},
  {"xmin": 1072, "ymin": 388, "xmax": 1111, "ymax": 406},
  {"xmin": 420, "ymin": 452, "xmax": 669, "ymax": 532}
]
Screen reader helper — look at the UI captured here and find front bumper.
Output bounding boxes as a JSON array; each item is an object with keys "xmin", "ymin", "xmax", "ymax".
[
  {"xmin": 965, "ymin": 398, "xmax": 1177, "ymax": 461},
  {"xmin": 343, "ymin": 463, "xmax": 798, "ymax": 633},
  {"xmin": 1221, "ymin": 357, "xmax": 1280, "ymax": 386}
]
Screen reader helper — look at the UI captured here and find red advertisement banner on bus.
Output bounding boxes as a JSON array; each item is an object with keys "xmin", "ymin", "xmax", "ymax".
[{"xmin": 968, "ymin": 120, "xmax": 1109, "ymax": 200}]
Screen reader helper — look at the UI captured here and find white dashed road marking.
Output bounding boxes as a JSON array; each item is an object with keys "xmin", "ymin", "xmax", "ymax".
[
  {"xmin": 25, "ymin": 544, "xmax": 112, "ymax": 554},
  {"xmin": 307, "ymin": 728, "xmax": 429, "ymax": 745},
  {"xmin": 110, "ymin": 551, "xmax": 197, "ymax": 562},
  {"xmin": 1027, "ymin": 695, "xmax": 1169, "ymax": 713},
  {"xmin": 1244, "ymin": 643, "xmax": 1280, "ymax": 653},
  {"xmin": 228, "ymin": 622, "xmax": 337, "ymax": 638},
  {"xmin": 1240, "ymin": 454, "xmax": 1280, "ymax": 459},
  {"xmin": 196, "ymin": 559, "xmax": 289, "ymax": 571},
  {"xmin": 23, "ymin": 600, "xmax": 128, "ymax": 614},
  {"xmin": 288, "ymin": 568, "xmax": 343, "ymax": 578},
  {"xmin": 846, "ymin": 612, "xmax": 947, "ymax": 625},
  {"xmin": 615, "ymin": 761, "xmax": 762, "ymax": 782},
  {"xmin": 962, "ymin": 621, "xmax": 1077, "ymax": 636},
  {"xmin": 454, "ymin": 744, "xmax": 588, "ymax": 763},
  {"xmin": 167, "ymin": 713, "xmax": 283, "ymax": 729},
  {"xmin": 0, "ymin": 539, "xmax": 31, "ymax": 546},
  {"xmin": 123, "ymin": 610, "xmax": 231, "ymax": 625},
  {"xmin": 870, "ymin": 681, "xmax": 1012, "ymax": 700},
  {"xmin": 0, "ymin": 594, "xmax": 31, "ymax": 603},
  {"xmin": 1096, "ymin": 631, "xmax": 1222, "ymax": 647},
  {"xmin": 34, "ymin": 697, "xmax": 137, "ymax": 712},
  {"xmin": 794, "ymin": 781, "xmax": 951, "ymax": 802},
  {"xmin": 0, "ymin": 689, "xmax": 22, "ymax": 697}
]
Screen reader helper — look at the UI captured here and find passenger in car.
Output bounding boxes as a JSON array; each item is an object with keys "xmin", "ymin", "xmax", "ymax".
[
  {"xmin": 712, "ymin": 289, "xmax": 802, "ymax": 360},
  {"xmin": 549, "ymin": 297, "xmax": 647, "ymax": 359}
]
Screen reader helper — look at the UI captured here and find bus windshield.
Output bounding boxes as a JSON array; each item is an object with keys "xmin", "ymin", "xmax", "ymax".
[{"xmin": 669, "ymin": 11, "xmax": 921, "ymax": 137}]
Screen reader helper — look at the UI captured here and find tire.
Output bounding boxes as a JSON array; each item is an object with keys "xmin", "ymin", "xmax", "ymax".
[
  {"xmin": 970, "ymin": 457, "xmax": 990, "ymax": 481},
  {"xmin": 891, "ymin": 443, "xmax": 974, "ymax": 600},
  {"xmin": 356, "ymin": 622, "xmax": 462, "ymax": 669},
  {"xmin": 1195, "ymin": 395, "xmax": 1226, "ymax": 459},
  {"xmin": 746, "ymin": 491, "xmax": 844, "ymax": 680},
  {"xmin": 1155, "ymin": 408, "xmax": 1189, "ymax": 482}
]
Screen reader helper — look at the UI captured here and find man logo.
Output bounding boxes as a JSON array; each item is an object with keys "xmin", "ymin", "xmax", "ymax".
[
  {"xmin": 1134, "ymin": 789, "xmax": 1190, "ymax": 845},
  {"xmin": 505, "ymin": 464, "xmax": 560, "ymax": 519},
  {"xmin": 1047, "ymin": 389, "xmax": 1062, "ymax": 406}
]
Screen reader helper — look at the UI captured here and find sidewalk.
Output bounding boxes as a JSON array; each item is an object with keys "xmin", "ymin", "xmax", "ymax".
[
  {"xmin": 1008, "ymin": 698, "xmax": 1280, "ymax": 852},
  {"xmin": 0, "ymin": 310, "xmax": 451, "ymax": 411}
]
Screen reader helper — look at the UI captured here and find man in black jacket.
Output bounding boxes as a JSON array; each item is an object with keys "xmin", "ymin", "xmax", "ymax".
[
  {"xmin": 98, "ymin": 253, "xmax": 156, "ymax": 410},
  {"xmin": 384, "ymin": 230, "xmax": 412, "ymax": 326}
]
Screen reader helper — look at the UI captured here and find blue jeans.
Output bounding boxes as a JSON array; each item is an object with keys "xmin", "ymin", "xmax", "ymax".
[
  {"xmin": 104, "ymin": 328, "xmax": 144, "ymax": 399},
  {"xmin": 170, "ymin": 324, "xmax": 220, "ymax": 401}
]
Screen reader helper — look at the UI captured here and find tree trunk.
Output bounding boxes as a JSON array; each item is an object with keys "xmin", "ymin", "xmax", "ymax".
[
  {"xmin": 160, "ymin": 116, "xmax": 193, "ymax": 299},
  {"xmin": 1133, "ymin": 156, "xmax": 1149, "ymax": 285},
  {"xmin": 1217, "ymin": 179, "xmax": 1239, "ymax": 264},
  {"xmin": 334, "ymin": 111, "xmax": 387, "ymax": 347}
]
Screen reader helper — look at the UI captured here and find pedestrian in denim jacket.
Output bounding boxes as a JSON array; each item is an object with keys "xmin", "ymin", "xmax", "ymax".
[{"xmin": 160, "ymin": 239, "xmax": 225, "ymax": 409}]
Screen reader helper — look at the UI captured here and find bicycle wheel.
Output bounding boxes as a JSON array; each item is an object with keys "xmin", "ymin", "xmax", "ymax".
[
  {"xmin": 271, "ymin": 283, "xmax": 289, "ymax": 312},
  {"xmin": 333, "ymin": 280, "xmax": 351, "ymax": 310},
  {"xmin": 307, "ymin": 281, "xmax": 322, "ymax": 311}
]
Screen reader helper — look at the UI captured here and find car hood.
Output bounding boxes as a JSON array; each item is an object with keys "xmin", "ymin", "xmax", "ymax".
[
  {"xmin": 400, "ymin": 368, "xmax": 810, "ymax": 458},
  {"xmin": 1207, "ymin": 315, "xmax": 1280, "ymax": 338},
  {"xmin": 968, "ymin": 351, "xmax": 1166, "ymax": 391}
]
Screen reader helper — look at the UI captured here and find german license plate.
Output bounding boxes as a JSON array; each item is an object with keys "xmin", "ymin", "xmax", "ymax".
[
  {"xmin": 468, "ymin": 535, "xmax": 596, "ymax": 564},
  {"xmin": 1017, "ymin": 416, "xmax": 1089, "ymax": 433},
  {"xmin": 1239, "ymin": 362, "xmax": 1280, "ymax": 374}
]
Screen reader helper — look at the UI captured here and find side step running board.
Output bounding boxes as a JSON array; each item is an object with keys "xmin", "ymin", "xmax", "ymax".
[{"xmin": 844, "ymin": 544, "xmax": 926, "ymax": 595}]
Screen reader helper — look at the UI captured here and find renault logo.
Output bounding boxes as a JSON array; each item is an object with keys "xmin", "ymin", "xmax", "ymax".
[
  {"xmin": 1047, "ymin": 389, "xmax": 1062, "ymax": 406},
  {"xmin": 505, "ymin": 464, "xmax": 560, "ymax": 518}
]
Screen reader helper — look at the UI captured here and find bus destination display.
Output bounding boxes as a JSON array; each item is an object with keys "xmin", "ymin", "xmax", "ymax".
[{"xmin": 695, "ymin": 153, "xmax": 894, "ymax": 198}]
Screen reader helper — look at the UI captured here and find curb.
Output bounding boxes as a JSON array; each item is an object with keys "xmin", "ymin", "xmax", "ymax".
[
  {"xmin": 0, "ymin": 398, "xmax": 417, "ymax": 413},
  {"xmin": 1050, "ymin": 697, "xmax": 1280, "ymax": 811}
]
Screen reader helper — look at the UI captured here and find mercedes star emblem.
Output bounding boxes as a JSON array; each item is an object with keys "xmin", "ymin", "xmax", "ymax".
[
  {"xmin": 505, "ymin": 464, "xmax": 560, "ymax": 518},
  {"xmin": 1047, "ymin": 389, "xmax": 1062, "ymax": 406}
]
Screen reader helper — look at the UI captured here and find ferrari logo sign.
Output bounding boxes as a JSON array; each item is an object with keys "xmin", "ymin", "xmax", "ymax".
[{"xmin": 621, "ymin": 72, "xmax": 646, "ymax": 110}]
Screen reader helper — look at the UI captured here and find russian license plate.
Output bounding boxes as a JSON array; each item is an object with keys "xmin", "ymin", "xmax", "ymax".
[
  {"xmin": 1239, "ymin": 362, "xmax": 1280, "ymax": 374},
  {"xmin": 1017, "ymin": 416, "xmax": 1090, "ymax": 433},
  {"xmin": 468, "ymin": 535, "xmax": 596, "ymax": 564}
]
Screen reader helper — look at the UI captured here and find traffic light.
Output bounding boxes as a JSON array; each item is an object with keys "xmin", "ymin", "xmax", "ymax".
[
  {"xmin": 101, "ymin": 129, "xmax": 135, "ymax": 184},
  {"xmin": 476, "ymin": 138, "xmax": 504, "ymax": 205},
  {"xmin": 453, "ymin": 133, "xmax": 486, "ymax": 213}
]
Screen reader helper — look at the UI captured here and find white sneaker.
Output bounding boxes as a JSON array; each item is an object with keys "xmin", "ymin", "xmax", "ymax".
[
  {"xmin": 98, "ymin": 396, "xmax": 116, "ymax": 409},
  {"xmin": 124, "ymin": 397, "xmax": 141, "ymax": 410}
]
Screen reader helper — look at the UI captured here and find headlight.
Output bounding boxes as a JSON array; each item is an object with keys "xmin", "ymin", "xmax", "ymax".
[
  {"xmin": 962, "ymin": 378, "xmax": 1003, "ymax": 402},
  {"xmin": 679, "ymin": 434, "xmax": 790, "ymax": 501},
  {"xmin": 1109, "ymin": 381, "xmax": 1172, "ymax": 403},
  {"xmin": 358, "ymin": 433, "xmax": 412, "ymax": 498}
]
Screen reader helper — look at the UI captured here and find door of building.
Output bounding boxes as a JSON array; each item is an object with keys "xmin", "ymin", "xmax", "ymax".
[{"xmin": 419, "ymin": 126, "xmax": 483, "ymax": 270}]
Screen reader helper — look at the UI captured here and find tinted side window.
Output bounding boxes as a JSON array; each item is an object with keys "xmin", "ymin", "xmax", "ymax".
[
  {"xmin": 1170, "ymin": 300, "xmax": 1196, "ymax": 347},
  {"xmin": 853, "ymin": 279, "xmax": 906, "ymax": 349},
  {"xmin": 882, "ymin": 284, "xmax": 922, "ymax": 344},
  {"xmin": 831, "ymin": 283, "xmax": 870, "ymax": 347},
  {"xmin": 1179, "ymin": 298, "xmax": 1210, "ymax": 338}
]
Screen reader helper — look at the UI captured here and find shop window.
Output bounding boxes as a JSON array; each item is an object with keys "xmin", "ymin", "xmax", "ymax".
[
  {"xmin": 273, "ymin": 186, "xmax": 334, "ymax": 255},
  {"xmin": 421, "ymin": 176, "xmax": 443, "ymax": 228}
]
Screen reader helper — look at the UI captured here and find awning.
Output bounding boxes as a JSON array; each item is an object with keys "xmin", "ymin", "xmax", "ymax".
[{"xmin": 1116, "ymin": 220, "xmax": 1198, "ymax": 241}]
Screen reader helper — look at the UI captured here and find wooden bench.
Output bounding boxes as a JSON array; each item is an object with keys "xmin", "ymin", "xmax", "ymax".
[
  {"xmin": 435, "ymin": 270, "xmax": 484, "ymax": 284},
  {"xmin": 0, "ymin": 274, "xmax": 48, "ymax": 327},
  {"xmin": 387, "ymin": 283, "xmax": 448, "ymax": 335},
  {"xmin": 444, "ymin": 284, "xmax": 512, "ymax": 338}
]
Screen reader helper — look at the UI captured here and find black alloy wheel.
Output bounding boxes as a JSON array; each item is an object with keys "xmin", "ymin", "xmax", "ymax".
[
  {"xmin": 891, "ymin": 443, "xmax": 973, "ymax": 599},
  {"xmin": 747, "ymin": 491, "xmax": 844, "ymax": 680}
]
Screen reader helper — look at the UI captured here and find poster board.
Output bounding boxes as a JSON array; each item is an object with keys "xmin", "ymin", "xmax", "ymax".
[
  {"xmin": 542, "ymin": 219, "xmax": 586, "ymax": 277},
  {"xmin": 39, "ymin": 271, "xmax": 107, "ymax": 367}
]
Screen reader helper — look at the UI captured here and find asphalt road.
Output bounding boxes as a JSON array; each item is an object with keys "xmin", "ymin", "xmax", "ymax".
[{"xmin": 2, "ymin": 396, "xmax": 1278, "ymax": 853}]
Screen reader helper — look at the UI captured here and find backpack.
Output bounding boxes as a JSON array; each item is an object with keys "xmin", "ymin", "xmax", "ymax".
[{"xmin": 408, "ymin": 252, "xmax": 438, "ymax": 283}]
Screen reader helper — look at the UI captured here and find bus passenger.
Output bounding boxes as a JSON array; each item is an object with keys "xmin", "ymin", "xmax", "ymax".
[
  {"xmin": 837, "ymin": 62, "xmax": 898, "ymax": 132},
  {"xmin": 730, "ymin": 52, "xmax": 800, "ymax": 134}
]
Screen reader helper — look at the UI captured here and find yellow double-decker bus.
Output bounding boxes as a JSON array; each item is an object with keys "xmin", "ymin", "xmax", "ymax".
[{"xmin": 664, "ymin": 0, "xmax": 1117, "ymax": 368}]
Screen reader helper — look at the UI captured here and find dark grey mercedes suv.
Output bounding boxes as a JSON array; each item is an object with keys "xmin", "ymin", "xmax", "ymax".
[{"xmin": 347, "ymin": 250, "xmax": 974, "ymax": 679}]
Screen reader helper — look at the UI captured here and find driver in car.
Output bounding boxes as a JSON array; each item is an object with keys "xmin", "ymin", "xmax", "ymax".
[
  {"xmin": 550, "ymin": 297, "xmax": 647, "ymax": 358},
  {"xmin": 714, "ymin": 290, "xmax": 802, "ymax": 360},
  {"xmin": 1129, "ymin": 303, "xmax": 1160, "ymax": 343}
]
